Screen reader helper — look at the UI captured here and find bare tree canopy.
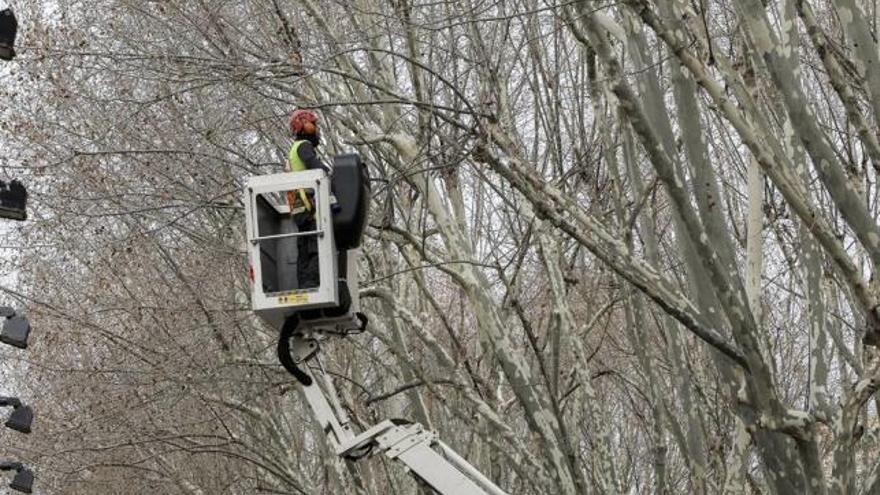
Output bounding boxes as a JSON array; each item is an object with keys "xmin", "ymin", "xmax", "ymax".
[{"xmin": 4, "ymin": 0, "xmax": 880, "ymax": 493}]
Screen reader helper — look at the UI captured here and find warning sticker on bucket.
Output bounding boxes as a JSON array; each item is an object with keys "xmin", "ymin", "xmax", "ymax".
[{"xmin": 278, "ymin": 293, "xmax": 308, "ymax": 305}]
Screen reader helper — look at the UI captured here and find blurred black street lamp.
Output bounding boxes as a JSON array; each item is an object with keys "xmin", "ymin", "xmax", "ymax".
[
  {"xmin": 0, "ymin": 8, "xmax": 17, "ymax": 61},
  {"xmin": 0, "ymin": 180, "xmax": 27, "ymax": 221},
  {"xmin": 0, "ymin": 15, "xmax": 33, "ymax": 487},
  {"xmin": 0, "ymin": 308, "xmax": 30, "ymax": 349},
  {"xmin": 0, "ymin": 462, "xmax": 32, "ymax": 493},
  {"xmin": 0, "ymin": 397, "xmax": 31, "ymax": 434}
]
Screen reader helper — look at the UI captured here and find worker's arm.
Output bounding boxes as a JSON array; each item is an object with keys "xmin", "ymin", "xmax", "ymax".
[{"xmin": 297, "ymin": 141, "xmax": 330, "ymax": 174}]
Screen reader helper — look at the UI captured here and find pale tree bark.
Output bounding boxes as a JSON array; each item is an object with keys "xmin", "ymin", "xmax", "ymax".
[{"xmin": 9, "ymin": 0, "xmax": 880, "ymax": 493}]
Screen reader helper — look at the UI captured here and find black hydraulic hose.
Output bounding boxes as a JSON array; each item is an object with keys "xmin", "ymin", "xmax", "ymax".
[
  {"xmin": 355, "ymin": 312, "xmax": 369, "ymax": 332},
  {"xmin": 277, "ymin": 315, "xmax": 313, "ymax": 386}
]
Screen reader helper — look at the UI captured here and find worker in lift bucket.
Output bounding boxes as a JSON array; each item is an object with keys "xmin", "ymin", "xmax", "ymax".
[{"xmin": 287, "ymin": 109, "xmax": 334, "ymax": 290}]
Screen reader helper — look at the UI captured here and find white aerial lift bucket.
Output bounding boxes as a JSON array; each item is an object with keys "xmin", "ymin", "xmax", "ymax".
[{"xmin": 244, "ymin": 156, "xmax": 368, "ymax": 334}]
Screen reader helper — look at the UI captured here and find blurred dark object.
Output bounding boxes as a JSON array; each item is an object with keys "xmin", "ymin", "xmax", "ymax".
[
  {"xmin": 4, "ymin": 404, "xmax": 32, "ymax": 434},
  {"xmin": 9, "ymin": 468, "xmax": 32, "ymax": 493},
  {"xmin": 0, "ymin": 8, "xmax": 17, "ymax": 61},
  {"xmin": 0, "ymin": 397, "xmax": 32, "ymax": 434},
  {"xmin": 0, "ymin": 180, "xmax": 27, "ymax": 221},
  {"xmin": 0, "ymin": 308, "xmax": 30, "ymax": 349},
  {"xmin": 0, "ymin": 462, "xmax": 32, "ymax": 493}
]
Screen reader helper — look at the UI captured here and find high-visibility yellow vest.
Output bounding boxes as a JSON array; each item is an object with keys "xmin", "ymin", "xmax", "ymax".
[
  {"xmin": 288, "ymin": 140, "xmax": 308, "ymax": 172},
  {"xmin": 287, "ymin": 140, "xmax": 313, "ymax": 214}
]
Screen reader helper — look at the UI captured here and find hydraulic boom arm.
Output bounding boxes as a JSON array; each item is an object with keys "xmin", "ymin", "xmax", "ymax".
[{"xmin": 279, "ymin": 330, "xmax": 509, "ymax": 495}]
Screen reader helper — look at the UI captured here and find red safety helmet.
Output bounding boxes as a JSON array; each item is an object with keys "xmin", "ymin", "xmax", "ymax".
[{"xmin": 289, "ymin": 109, "xmax": 318, "ymax": 135}]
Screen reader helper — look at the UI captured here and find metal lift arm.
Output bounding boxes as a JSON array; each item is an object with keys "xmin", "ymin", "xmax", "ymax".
[
  {"xmin": 279, "ymin": 332, "xmax": 509, "ymax": 495},
  {"xmin": 253, "ymin": 161, "xmax": 506, "ymax": 494}
]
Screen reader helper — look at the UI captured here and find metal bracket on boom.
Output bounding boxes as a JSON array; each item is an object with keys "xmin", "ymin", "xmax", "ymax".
[{"xmin": 278, "ymin": 321, "xmax": 509, "ymax": 495}]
